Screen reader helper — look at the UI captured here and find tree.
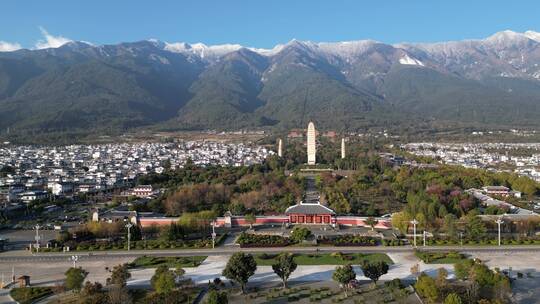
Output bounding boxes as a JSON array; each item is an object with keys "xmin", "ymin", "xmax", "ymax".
[
  {"xmin": 361, "ymin": 261, "xmax": 389, "ymax": 285},
  {"xmin": 391, "ymin": 212, "xmax": 410, "ymax": 234},
  {"xmin": 332, "ymin": 264, "xmax": 356, "ymax": 296},
  {"xmin": 222, "ymin": 253, "xmax": 257, "ymax": 294},
  {"xmin": 206, "ymin": 290, "xmax": 228, "ymax": 304},
  {"xmin": 245, "ymin": 213, "xmax": 256, "ymax": 229},
  {"xmin": 153, "ymin": 269, "xmax": 176, "ymax": 294},
  {"xmin": 365, "ymin": 217, "xmax": 378, "ymax": 231},
  {"xmin": 444, "ymin": 293, "xmax": 462, "ymax": 304},
  {"xmin": 107, "ymin": 284, "xmax": 133, "ymax": 304},
  {"xmin": 410, "ymin": 264, "xmax": 420, "ymax": 281},
  {"xmin": 436, "ymin": 268, "xmax": 448, "ymax": 287},
  {"xmin": 454, "ymin": 259, "xmax": 474, "ymax": 280},
  {"xmin": 443, "ymin": 214, "xmax": 457, "ymax": 238},
  {"xmin": 415, "ymin": 273, "xmax": 439, "ymax": 303},
  {"xmin": 64, "ymin": 267, "xmax": 88, "ymax": 291},
  {"xmin": 271, "ymin": 253, "xmax": 297, "ymax": 288},
  {"xmin": 150, "ymin": 265, "xmax": 170, "ymax": 288},
  {"xmin": 290, "ymin": 227, "xmax": 311, "ymax": 243},
  {"xmin": 465, "ymin": 214, "xmax": 487, "ymax": 240},
  {"xmin": 107, "ymin": 263, "xmax": 131, "ymax": 287},
  {"xmin": 80, "ymin": 281, "xmax": 107, "ymax": 304}
]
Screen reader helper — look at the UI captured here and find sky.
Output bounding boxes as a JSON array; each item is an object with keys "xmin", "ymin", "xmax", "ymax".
[{"xmin": 2, "ymin": 0, "xmax": 540, "ymax": 51}]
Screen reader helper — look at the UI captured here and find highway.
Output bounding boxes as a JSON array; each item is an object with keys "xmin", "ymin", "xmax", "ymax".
[{"xmin": 2, "ymin": 245, "xmax": 540, "ymax": 262}]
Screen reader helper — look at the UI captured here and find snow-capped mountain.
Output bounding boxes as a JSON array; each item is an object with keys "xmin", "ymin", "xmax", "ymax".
[{"xmin": 2, "ymin": 30, "xmax": 540, "ymax": 139}]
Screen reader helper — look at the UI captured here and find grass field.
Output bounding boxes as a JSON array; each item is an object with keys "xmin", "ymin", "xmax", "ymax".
[
  {"xmin": 254, "ymin": 252, "xmax": 393, "ymax": 266},
  {"xmin": 128, "ymin": 255, "xmax": 207, "ymax": 268}
]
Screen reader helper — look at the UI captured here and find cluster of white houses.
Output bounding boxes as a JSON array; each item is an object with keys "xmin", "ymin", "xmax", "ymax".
[{"xmin": 0, "ymin": 141, "xmax": 272, "ymax": 206}]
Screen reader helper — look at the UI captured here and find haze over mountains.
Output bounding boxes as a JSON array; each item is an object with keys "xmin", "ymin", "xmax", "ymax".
[{"xmin": 2, "ymin": 30, "xmax": 540, "ymax": 138}]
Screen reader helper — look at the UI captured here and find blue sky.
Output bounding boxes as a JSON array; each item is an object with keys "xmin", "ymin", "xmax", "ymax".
[{"xmin": 2, "ymin": 0, "xmax": 540, "ymax": 49}]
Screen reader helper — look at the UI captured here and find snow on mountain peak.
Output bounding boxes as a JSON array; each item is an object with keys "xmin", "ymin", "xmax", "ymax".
[
  {"xmin": 398, "ymin": 54, "xmax": 424, "ymax": 66},
  {"xmin": 484, "ymin": 30, "xmax": 532, "ymax": 45},
  {"xmin": 164, "ymin": 42, "xmax": 243, "ymax": 59},
  {"xmin": 524, "ymin": 30, "xmax": 540, "ymax": 42}
]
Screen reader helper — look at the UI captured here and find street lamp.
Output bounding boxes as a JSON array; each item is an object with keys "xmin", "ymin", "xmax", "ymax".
[
  {"xmin": 125, "ymin": 223, "xmax": 133, "ymax": 251},
  {"xmin": 410, "ymin": 219, "xmax": 419, "ymax": 247},
  {"xmin": 34, "ymin": 224, "xmax": 41, "ymax": 253},
  {"xmin": 211, "ymin": 221, "xmax": 217, "ymax": 249},
  {"xmin": 496, "ymin": 217, "xmax": 504, "ymax": 247},
  {"xmin": 71, "ymin": 255, "xmax": 79, "ymax": 268}
]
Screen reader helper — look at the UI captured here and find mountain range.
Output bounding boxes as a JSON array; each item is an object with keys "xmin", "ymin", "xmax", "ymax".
[{"xmin": 2, "ymin": 30, "xmax": 540, "ymax": 140}]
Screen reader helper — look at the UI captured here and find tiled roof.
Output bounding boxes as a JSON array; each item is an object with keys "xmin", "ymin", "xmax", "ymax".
[{"xmin": 285, "ymin": 203, "xmax": 335, "ymax": 215}]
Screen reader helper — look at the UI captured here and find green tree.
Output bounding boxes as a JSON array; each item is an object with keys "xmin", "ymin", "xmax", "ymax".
[
  {"xmin": 153, "ymin": 269, "xmax": 176, "ymax": 294},
  {"xmin": 465, "ymin": 214, "xmax": 487, "ymax": 239},
  {"xmin": 150, "ymin": 265, "xmax": 170, "ymax": 288},
  {"xmin": 444, "ymin": 293, "xmax": 462, "ymax": 304},
  {"xmin": 332, "ymin": 264, "xmax": 356, "ymax": 296},
  {"xmin": 206, "ymin": 290, "xmax": 228, "ymax": 304},
  {"xmin": 415, "ymin": 273, "xmax": 439, "ymax": 303},
  {"xmin": 391, "ymin": 212, "xmax": 410, "ymax": 234},
  {"xmin": 361, "ymin": 261, "xmax": 389, "ymax": 285},
  {"xmin": 365, "ymin": 217, "xmax": 378, "ymax": 231},
  {"xmin": 443, "ymin": 214, "xmax": 457, "ymax": 237},
  {"xmin": 222, "ymin": 253, "xmax": 257, "ymax": 294},
  {"xmin": 64, "ymin": 267, "xmax": 88, "ymax": 291},
  {"xmin": 271, "ymin": 253, "xmax": 298, "ymax": 288},
  {"xmin": 290, "ymin": 227, "xmax": 311, "ymax": 243},
  {"xmin": 454, "ymin": 259, "xmax": 475, "ymax": 280},
  {"xmin": 107, "ymin": 263, "xmax": 131, "ymax": 287},
  {"xmin": 245, "ymin": 213, "xmax": 256, "ymax": 229}
]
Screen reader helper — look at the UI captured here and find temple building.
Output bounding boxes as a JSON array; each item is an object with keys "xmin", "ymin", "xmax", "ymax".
[
  {"xmin": 285, "ymin": 201, "xmax": 336, "ymax": 225},
  {"xmin": 307, "ymin": 122, "xmax": 316, "ymax": 165}
]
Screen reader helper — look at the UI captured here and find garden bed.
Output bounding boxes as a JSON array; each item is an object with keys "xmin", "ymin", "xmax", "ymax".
[
  {"xmin": 128, "ymin": 255, "xmax": 207, "ymax": 268},
  {"xmin": 318, "ymin": 235, "xmax": 379, "ymax": 246},
  {"xmin": 237, "ymin": 233, "xmax": 291, "ymax": 247},
  {"xmin": 254, "ymin": 252, "xmax": 393, "ymax": 266},
  {"xmin": 10, "ymin": 287, "xmax": 53, "ymax": 304},
  {"xmin": 415, "ymin": 250, "xmax": 467, "ymax": 264}
]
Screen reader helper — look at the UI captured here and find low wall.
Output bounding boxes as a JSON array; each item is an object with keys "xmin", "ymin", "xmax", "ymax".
[{"xmin": 139, "ymin": 215, "xmax": 392, "ymax": 229}]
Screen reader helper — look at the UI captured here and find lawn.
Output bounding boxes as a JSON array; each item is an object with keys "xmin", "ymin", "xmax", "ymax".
[
  {"xmin": 10, "ymin": 287, "xmax": 53, "ymax": 304},
  {"xmin": 415, "ymin": 250, "xmax": 467, "ymax": 264},
  {"xmin": 254, "ymin": 252, "xmax": 393, "ymax": 266},
  {"xmin": 128, "ymin": 255, "xmax": 207, "ymax": 268}
]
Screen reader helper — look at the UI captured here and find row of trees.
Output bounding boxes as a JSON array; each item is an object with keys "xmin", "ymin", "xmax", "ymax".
[
  {"xmin": 63, "ymin": 263, "xmax": 132, "ymax": 304},
  {"xmin": 221, "ymin": 252, "xmax": 389, "ymax": 295}
]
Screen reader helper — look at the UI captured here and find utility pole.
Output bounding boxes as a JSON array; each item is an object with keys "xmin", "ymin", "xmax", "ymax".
[
  {"xmin": 496, "ymin": 217, "xmax": 504, "ymax": 247},
  {"xmin": 410, "ymin": 219, "xmax": 419, "ymax": 247},
  {"xmin": 34, "ymin": 224, "xmax": 41, "ymax": 253},
  {"xmin": 125, "ymin": 223, "xmax": 133, "ymax": 251},
  {"xmin": 423, "ymin": 231, "xmax": 427, "ymax": 247},
  {"xmin": 459, "ymin": 232, "xmax": 463, "ymax": 246}
]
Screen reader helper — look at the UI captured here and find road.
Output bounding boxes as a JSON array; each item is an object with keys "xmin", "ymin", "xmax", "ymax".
[
  {"xmin": 2, "ymin": 245, "xmax": 540, "ymax": 262},
  {"xmin": 2, "ymin": 246, "xmax": 540, "ymax": 303}
]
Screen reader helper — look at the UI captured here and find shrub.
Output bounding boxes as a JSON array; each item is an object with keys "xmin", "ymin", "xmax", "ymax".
[{"xmin": 237, "ymin": 233, "xmax": 290, "ymax": 247}]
